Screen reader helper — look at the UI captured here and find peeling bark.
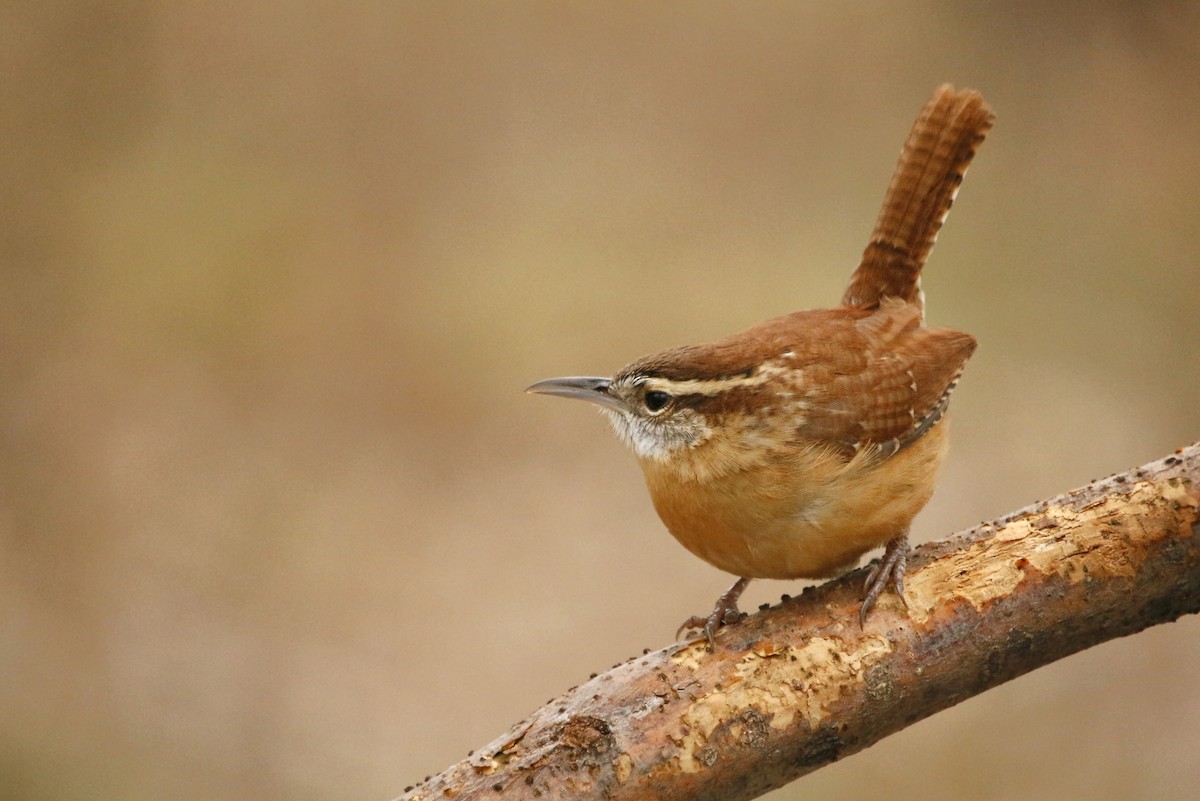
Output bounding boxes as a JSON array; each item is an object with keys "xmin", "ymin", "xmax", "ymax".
[{"xmin": 398, "ymin": 444, "xmax": 1200, "ymax": 801}]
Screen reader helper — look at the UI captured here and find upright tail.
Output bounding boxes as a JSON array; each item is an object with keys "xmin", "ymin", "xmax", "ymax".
[{"xmin": 842, "ymin": 85, "xmax": 995, "ymax": 314}]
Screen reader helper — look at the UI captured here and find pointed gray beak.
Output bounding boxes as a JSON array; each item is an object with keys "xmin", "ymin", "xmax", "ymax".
[{"xmin": 526, "ymin": 376, "xmax": 623, "ymax": 411}]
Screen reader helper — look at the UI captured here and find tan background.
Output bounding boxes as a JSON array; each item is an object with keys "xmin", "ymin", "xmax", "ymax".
[{"xmin": 3, "ymin": 3, "xmax": 1200, "ymax": 800}]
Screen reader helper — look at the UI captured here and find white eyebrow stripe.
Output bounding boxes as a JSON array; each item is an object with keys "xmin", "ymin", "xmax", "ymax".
[{"xmin": 638, "ymin": 361, "xmax": 800, "ymax": 397}]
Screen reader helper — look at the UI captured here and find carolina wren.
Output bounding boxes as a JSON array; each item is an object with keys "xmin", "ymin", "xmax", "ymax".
[{"xmin": 529, "ymin": 85, "xmax": 994, "ymax": 645}]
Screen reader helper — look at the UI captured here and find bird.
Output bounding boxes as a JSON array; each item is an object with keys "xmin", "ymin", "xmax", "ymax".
[{"xmin": 528, "ymin": 85, "xmax": 995, "ymax": 646}]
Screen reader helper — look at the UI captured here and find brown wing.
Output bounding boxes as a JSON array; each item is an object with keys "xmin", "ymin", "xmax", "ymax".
[{"xmin": 795, "ymin": 300, "xmax": 976, "ymax": 456}]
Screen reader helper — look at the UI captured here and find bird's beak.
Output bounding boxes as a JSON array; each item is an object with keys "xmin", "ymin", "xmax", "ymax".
[{"xmin": 526, "ymin": 376, "xmax": 623, "ymax": 411}]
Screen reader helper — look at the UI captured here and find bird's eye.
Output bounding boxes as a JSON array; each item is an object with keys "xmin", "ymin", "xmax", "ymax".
[{"xmin": 644, "ymin": 390, "xmax": 671, "ymax": 413}]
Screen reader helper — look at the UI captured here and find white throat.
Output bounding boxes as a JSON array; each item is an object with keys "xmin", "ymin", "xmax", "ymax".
[{"xmin": 602, "ymin": 408, "xmax": 710, "ymax": 462}]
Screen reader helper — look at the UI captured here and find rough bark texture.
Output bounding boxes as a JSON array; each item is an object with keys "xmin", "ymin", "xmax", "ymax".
[{"xmin": 398, "ymin": 444, "xmax": 1200, "ymax": 801}]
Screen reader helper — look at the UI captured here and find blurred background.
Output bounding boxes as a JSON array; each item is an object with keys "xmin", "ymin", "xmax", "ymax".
[{"xmin": 3, "ymin": 3, "xmax": 1199, "ymax": 800}]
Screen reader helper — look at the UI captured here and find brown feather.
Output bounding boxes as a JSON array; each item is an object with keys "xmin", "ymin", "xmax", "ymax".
[
  {"xmin": 842, "ymin": 85, "xmax": 995, "ymax": 313},
  {"xmin": 618, "ymin": 298, "xmax": 974, "ymax": 457}
]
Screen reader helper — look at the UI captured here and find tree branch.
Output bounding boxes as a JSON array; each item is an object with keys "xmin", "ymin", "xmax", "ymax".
[{"xmin": 399, "ymin": 444, "xmax": 1200, "ymax": 801}]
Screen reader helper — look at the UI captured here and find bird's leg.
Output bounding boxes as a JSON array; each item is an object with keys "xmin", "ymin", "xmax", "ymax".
[
  {"xmin": 860, "ymin": 533, "xmax": 910, "ymax": 626},
  {"xmin": 677, "ymin": 577, "xmax": 752, "ymax": 648}
]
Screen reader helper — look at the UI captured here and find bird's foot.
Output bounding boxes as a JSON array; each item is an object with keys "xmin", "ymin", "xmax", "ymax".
[
  {"xmin": 677, "ymin": 577, "xmax": 752, "ymax": 648},
  {"xmin": 860, "ymin": 534, "xmax": 910, "ymax": 626}
]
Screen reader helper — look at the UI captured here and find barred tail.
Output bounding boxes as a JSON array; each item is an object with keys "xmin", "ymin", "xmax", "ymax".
[{"xmin": 842, "ymin": 85, "xmax": 995, "ymax": 314}]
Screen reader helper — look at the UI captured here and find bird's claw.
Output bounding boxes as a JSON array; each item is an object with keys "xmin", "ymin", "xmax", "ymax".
[
  {"xmin": 676, "ymin": 607, "xmax": 743, "ymax": 648},
  {"xmin": 677, "ymin": 577, "xmax": 752, "ymax": 649},
  {"xmin": 860, "ymin": 534, "xmax": 910, "ymax": 626}
]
